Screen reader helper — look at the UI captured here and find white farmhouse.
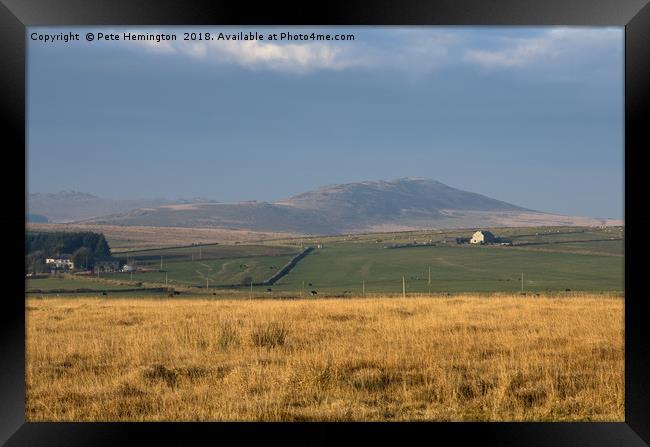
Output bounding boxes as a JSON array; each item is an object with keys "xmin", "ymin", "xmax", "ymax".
[
  {"xmin": 470, "ymin": 230, "xmax": 496, "ymax": 245},
  {"xmin": 45, "ymin": 257, "xmax": 74, "ymax": 270}
]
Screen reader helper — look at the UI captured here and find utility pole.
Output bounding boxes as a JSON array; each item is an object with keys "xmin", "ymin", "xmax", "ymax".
[
  {"xmin": 165, "ymin": 272, "xmax": 168, "ymax": 287},
  {"xmin": 521, "ymin": 273, "xmax": 524, "ymax": 293},
  {"xmin": 402, "ymin": 276, "xmax": 406, "ymax": 298},
  {"xmin": 250, "ymin": 281, "xmax": 253, "ymax": 299},
  {"xmin": 428, "ymin": 266, "xmax": 431, "ymax": 286},
  {"xmin": 362, "ymin": 280, "xmax": 365, "ymax": 296},
  {"xmin": 301, "ymin": 280, "xmax": 304, "ymax": 298},
  {"xmin": 206, "ymin": 277, "xmax": 209, "ymax": 291},
  {"xmin": 160, "ymin": 256, "xmax": 163, "ymax": 271}
]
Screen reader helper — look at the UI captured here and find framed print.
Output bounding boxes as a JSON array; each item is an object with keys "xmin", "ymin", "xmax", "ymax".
[{"xmin": 2, "ymin": 0, "xmax": 649, "ymax": 445}]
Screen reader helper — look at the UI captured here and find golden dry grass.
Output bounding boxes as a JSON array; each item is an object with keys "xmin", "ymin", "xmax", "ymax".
[{"xmin": 25, "ymin": 294, "xmax": 624, "ymax": 421}]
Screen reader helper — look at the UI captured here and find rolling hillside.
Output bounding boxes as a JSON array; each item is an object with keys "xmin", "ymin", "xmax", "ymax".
[
  {"xmin": 32, "ymin": 178, "xmax": 621, "ymax": 234},
  {"xmin": 27, "ymin": 191, "xmax": 215, "ymax": 223}
]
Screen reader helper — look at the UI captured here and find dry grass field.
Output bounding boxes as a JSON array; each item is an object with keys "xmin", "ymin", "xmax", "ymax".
[
  {"xmin": 26, "ymin": 223, "xmax": 297, "ymax": 251},
  {"xmin": 26, "ymin": 294, "xmax": 624, "ymax": 421}
]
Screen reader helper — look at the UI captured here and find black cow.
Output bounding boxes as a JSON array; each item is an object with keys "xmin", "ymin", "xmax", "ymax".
[{"xmin": 310, "ymin": 290, "xmax": 318, "ymax": 295}]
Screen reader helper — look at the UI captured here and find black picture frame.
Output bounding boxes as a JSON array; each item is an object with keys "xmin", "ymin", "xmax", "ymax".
[{"xmin": 2, "ymin": 0, "xmax": 648, "ymax": 445}]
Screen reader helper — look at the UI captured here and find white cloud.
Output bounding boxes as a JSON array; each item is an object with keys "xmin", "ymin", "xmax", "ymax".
[
  {"xmin": 121, "ymin": 28, "xmax": 461, "ymax": 75},
  {"xmin": 198, "ymin": 40, "xmax": 360, "ymax": 72},
  {"xmin": 463, "ymin": 27, "xmax": 622, "ymax": 69},
  {"xmin": 129, "ymin": 33, "xmax": 364, "ymax": 73},
  {"xmin": 93, "ymin": 27, "xmax": 621, "ymax": 78}
]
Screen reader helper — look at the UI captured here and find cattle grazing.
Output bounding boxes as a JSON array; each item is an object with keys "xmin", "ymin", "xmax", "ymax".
[{"xmin": 310, "ymin": 290, "xmax": 318, "ymax": 295}]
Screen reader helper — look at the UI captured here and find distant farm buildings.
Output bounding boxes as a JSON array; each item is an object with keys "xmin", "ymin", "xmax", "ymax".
[
  {"xmin": 470, "ymin": 230, "xmax": 497, "ymax": 245},
  {"xmin": 94, "ymin": 258, "xmax": 120, "ymax": 273},
  {"xmin": 45, "ymin": 255, "xmax": 74, "ymax": 270},
  {"xmin": 455, "ymin": 230, "xmax": 511, "ymax": 245}
]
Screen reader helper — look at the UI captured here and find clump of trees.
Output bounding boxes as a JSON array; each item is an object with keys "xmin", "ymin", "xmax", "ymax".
[
  {"xmin": 71, "ymin": 246, "xmax": 95, "ymax": 270},
  {"xmin": 25, "ymin": 250, "xmax": 46, "ymax": 274},
  {"xmin": 25, "ymin": 231, "xmax": 112, "ymax": 273}
]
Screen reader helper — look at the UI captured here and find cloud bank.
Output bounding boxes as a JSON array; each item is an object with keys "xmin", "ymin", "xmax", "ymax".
[
  {"xmin": 463, "ymin": 28, "xmax": 621, "ymax": 69},
  {"xmin": 65, "ymin": 27, "xmax": 624, "ymax": 78}
]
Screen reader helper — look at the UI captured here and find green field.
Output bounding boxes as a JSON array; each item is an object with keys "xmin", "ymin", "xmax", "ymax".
[
  {"xmin": 267, "ymin": 226, "xmax": 624, "ymax": 248},
  {"xmin": 100, "ymin": 243, "xmax": 300, "ymax": 287},
  {"xmin": 103, "ymin": 254, "xmax": 296, "ymax": 287},
  {"xmin": 510, "ymin": 240, "xmax": 623, "ymax": 256},
  {"xmin": 269, "ymin": 241, "xmax": 623, "ymax": 294},
  {"xmin": 120, "ymin": 226, "xmax": 625, "ymax": 293},
  {"xmin": 28, "ymin": 226, "xmax": 623, "ymax": 295},
  {"xmin": 114, "ymin": 243, "xmax": 299, "ymax": 264}
]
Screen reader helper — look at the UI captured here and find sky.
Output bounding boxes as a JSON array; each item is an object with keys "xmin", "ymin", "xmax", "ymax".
[{"xmin": 27, "ymin": 27, "xmax": 624, "ymax": 219}]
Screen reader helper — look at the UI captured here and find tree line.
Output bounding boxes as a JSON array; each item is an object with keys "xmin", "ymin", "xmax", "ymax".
[{"xmin": 25, "ymin": 231, "xmax": 112, "ymax": 273}]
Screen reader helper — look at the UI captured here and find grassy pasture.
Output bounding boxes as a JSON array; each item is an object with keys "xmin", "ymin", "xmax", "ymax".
[
  {"xmin": 26, "ymin": 226, "xmax": 623, "ymax": 294},
  {"xmin": 27, "ymin": 223, "xmax": 296, "ymax": 251},
  {"xmin": 93, "ymin": 226, "xmax": 623, "ymax": 293},
  {"xmin": 267, "ymin": 226, "xmax": 624, "ymax": 248},
  {"xmin": 271, "ymin": 241, "xmax": 624, "ymax": 294},
  {"xmin": 114, "ymin": 243, "xmax": 299, "ymax": 264},
  {"xmin": 510, "ymin": 240, "xmax": 623, "ymax": 256},
  {"xmin": 104, "ymin": 255, "xmax": 296, "ymax": 287},
  {"xmin": 26, "ymin": 294, "xmax": 623, "ymax": 421},
  {"xmin": 95, "ymin": 244, "xmax": 300, "ymax": 288}
]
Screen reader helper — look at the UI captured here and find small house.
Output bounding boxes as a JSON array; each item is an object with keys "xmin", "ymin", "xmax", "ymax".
[
  {"xmin": 45, "ymin": 255, "xmax": 74, "ymax": 270},
  {"xmin": 470, "ymin": 230, "xmax": 496, "ymax": 245},
  {"xmin": 94, "ymin": 258, "xmax": 120, "ymax": 273}
]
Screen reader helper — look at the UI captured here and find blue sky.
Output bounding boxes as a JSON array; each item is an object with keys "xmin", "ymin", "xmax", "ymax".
[{"xmin": 28, "ymin": 27, "xmax": 623, "ymax": 219}]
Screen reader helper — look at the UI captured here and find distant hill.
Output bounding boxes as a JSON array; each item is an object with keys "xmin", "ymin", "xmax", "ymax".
[
  {"xmin": 277, "ymin": 177, "xmax": 525, "ymax": 215},
  {"xmin": 27, "ymin": 191, "xmax": 216, "ymax": 223},
  {"xmin": 56, "ymin": 178, "xmax": 621, "ymax": 234}
]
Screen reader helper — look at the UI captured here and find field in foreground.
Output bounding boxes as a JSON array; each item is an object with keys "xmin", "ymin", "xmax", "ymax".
[{"xmin": 26, "ymin": 294, "xmax": 623, "ymax": 421}]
